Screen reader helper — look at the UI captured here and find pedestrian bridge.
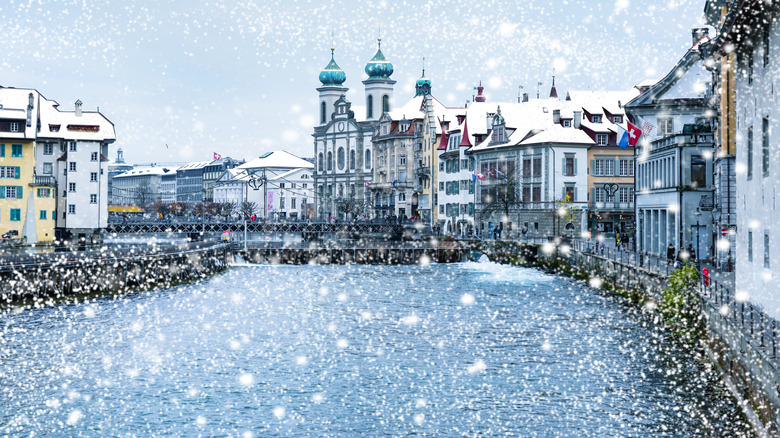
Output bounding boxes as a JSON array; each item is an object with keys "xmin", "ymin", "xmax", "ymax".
[{"xmin": 106, "ymin": 221, "xmax": 422, "ymax": 237}]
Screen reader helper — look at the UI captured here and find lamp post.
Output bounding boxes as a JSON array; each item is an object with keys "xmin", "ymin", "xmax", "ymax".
[{"xmin": 693, "ymin": 208, "xmax": 702, "ymax": 262}]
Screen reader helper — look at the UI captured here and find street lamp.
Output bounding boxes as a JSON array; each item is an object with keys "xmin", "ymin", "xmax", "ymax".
[{"xmin": 693, "ymin": 208, "xmax": 702, "ymax": 262}]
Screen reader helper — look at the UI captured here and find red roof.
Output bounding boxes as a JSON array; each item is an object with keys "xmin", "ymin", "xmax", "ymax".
[
  {"xmin": 437, "ymin": 117, "xmax": 448, "ymax": 150},
  {"xmin": 458, "ymin": 119, "xmax": 472, "ymax": 147}
]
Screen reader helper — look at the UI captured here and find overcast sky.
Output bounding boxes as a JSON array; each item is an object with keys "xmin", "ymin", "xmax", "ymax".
[{"xmin": 0, "ymin": 0, "xmax": 708, "ymax": 164}]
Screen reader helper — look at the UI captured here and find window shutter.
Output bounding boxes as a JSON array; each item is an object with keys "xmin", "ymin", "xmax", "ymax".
[
  {"xmin": 590, "ymin": 159, "xmax": 595, "ymax": 175},
  {"xmin": 590, "ymin": 187, "xmax": 595, "ymax": 204},
  {"xmin": 574, "ymin": 158, "xmax": 578, "ymax": 176},
  {"xmin": 0, "ymin": 144, "xmax": 4, "ymax": 157},
  {"xmin": 574, "ymin": 187, "xmax": 578, "ymax": 201},
  {"xmin": 562, "ymin": 158, "xmax": 565, "ymax": 174},
  {"xmin": 17, "ymin": 186, "xmax": 23, "ymax": 199},
  {"xmin": 614, "ymin": 158, "xmax": 620, "ymax": 176},
  {"xmin": 15, "ymin": 167, "xmax": 20, "ymax": 179},
  {"xmin": 0, "ymin": 186, "xmax": 4, "ymax": 198}
]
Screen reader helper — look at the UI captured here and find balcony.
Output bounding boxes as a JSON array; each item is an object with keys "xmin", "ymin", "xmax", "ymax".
[
  {"xmin": 650, "ymin": 131, "xmax": 714, "ymax": 151},
  {"xmin": 30, "ymin": 175, "xmax": 57, "ymax": 187},
  {"xmin": 591, "ymin": 201, "xmax": 634, "ymax": 211},
  {"xmin": 415, "ymin": 166, "xmax": 430, "ymax": 177}
]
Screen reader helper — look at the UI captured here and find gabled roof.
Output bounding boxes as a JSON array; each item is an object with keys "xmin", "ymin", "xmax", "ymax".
[
  {"xmin": 238, "ymin": 150, "xmax": 314, "ymax": 170},
  {"xmin": 458, "ymin": 119, "xmax": 472, "ymax": 147},
  {"xmin": 115, "ymin": 166, "xmax": 177, "ymax": 178},
  {"xmin": 177, "ymin": 161, "xmax": 211, "ymax": 170},
  {"xmin": 624, "ymin": 47, "xmax": 709, "ymax": 109}
]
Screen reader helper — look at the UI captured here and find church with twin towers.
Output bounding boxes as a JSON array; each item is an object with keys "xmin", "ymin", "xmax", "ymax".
[{"xmin": 312, "ymin": 38, "xmax": 397, "ymax": 220}]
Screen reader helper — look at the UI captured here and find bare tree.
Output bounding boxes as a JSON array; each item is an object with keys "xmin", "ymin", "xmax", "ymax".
[
  {"xmin": 336, "ymin": 196, "xmax": 362, "ymax": 218},
  {"xmin": 479, "ymin": 172, "xmax": 523, "ymax": 223},
  {"xmin": 239, "ymin": 201, "xmax": 258, "ymax": 219},
  {"xmin": 217, "ymin": 202, "xmax": 236, "ymax": 220}
]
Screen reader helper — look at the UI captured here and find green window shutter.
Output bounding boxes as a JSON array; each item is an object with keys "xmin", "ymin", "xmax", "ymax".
[
  {"xmin": 590, "ymin": 159, "xmax": 595, "ymax": 175},
  {"xmin": 590, "ymin": 187, "xmax": 595, "ymax": 205},
  {"xmin": 17, "ymin": 186, "xmax": 23, "ymax": 199},
  {"xmin": 0, "ymin": 144, "xmax": 4, "ymax": 157},
  {"xmin": 561, "ymin": 158, "xmax": 565, "ymax": 173},
  {"xmin": 15, "ymin": 167, "xmax": 20, "ymax": 179},
  {"xmin": 574, "ymin": 187, "xmax": 578, "ymax": 201},
  {"xmin": 0, "ymin": 186, "xmax": 4, "ymax": 199}
]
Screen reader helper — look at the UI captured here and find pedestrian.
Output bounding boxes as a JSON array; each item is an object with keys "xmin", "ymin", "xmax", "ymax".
[
  {"xmin": 667, "ymin": 243, "xmax": 675, "ymax": 265},
  {"xmin": 615, "ymin": 232, "xmax": 621, "ymax": 251},
  {"xmin": 621, "ymin": 232, "xmax": 628, "ymax": 250},
  {"xmin": 521, "ymin": 226, "xmax": 528, "ymax": 241}
]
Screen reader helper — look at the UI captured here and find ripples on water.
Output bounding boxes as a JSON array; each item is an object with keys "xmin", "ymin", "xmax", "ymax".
[{"xmin": 0, "ymin": 262, "xmax": 755, "ymax": 437}]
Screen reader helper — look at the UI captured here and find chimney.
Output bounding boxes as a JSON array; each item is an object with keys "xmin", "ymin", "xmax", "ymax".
[
  {"xmin": 522, "ymin": 93, "xmax": 529, "ymax": 102},
  {"xmin": 553, "ymin": 109, "xmax": 561, "ymax": 125},
  {"xmin": 691, "ymin": 28, "xmax": 709, "ymax": 46},
  {"xmin": 573, "ymin": 111, "xmax": 582, "ymax": 129},
  {"xmin": 75, "ymin": 99, "xmax": 82, "ymax": 117}
]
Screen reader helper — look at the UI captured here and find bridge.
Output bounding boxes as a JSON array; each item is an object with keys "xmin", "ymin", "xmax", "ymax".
[{"xmin": 105, "ymin": 220, "xmax": 425, "ymax": 238}]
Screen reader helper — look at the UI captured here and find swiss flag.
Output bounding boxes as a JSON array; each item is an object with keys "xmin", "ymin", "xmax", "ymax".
[
  {"xmin": 626, "ymin": 121, "xmax": 642, "ymax": 147},
  {"xmin": 213, "ymin": 152, "xmax": 221, "ymax": 160}
]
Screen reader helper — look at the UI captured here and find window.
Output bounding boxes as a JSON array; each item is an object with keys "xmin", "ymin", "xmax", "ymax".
[
  {"xmin": 350, "ymin": 150, "xmax": 355, "ymax": 169},
  {"xmin": 69, "ymin": 142, "xmax": 77, "ymax": 152},
  {"xmin": 533, "ymin": 157, "xmax": 542, "ymax": 176},
  {"xmin": 11, "ymin": 144, "xmax": 22, "ymax": 157},
  {"xmin": 596, "ymin": 134, "xmax": 608, "ymax": 145},
  {"xmin": 90, "ymin": 172, "xmax": 97, "ymax": 182},
  {"xmin": 69, "ymin": 162, "xmax": 77, "ymax": 172},
  {"xmin": 43, "ymin": 162, "xmax": 53, "ymax": 175},
  {"xmin": 291, "ymin": 198, "xmax": 296, "ymax": 209},
  {"xmin": 400, "ymin": 155, "xmax": 407, "ymax": 166},
  {"xmin": 565, "ymin": 185, "xmax": 575, "ymax": 201},
  {"xmin": 748, "ymin": 126, "xmax": 754, "ymax": 179},
  {"xmin": 367, "ymin": 95, "xmax": 374, "ymax": 119},
  {"xmin": 365, "ymin": 149, "xmax": 371, "ymax": 169},
  {"xmin": 763, "ymin": 117, "xmax": 770, "ymax": 175},
  {"xmin": 37, "ymin": 188, "xmax": 50, "ymax": 197},
  {"xmin": 618, "ymin": 186, "xmax": 633, "ymax": 203},
  {"xmin": 594, "ymin": 159, "xmax": 614, "ymax": 176},
  {"xmin": 279, "ymin": 183, "xmax": 285, "ymax": 189},
  {"xmin": 564, "ymin": 156, "xmax": 575, "ymax": 176},
  {"xmin": 90, "ymin": 194, "xmax": 97, "ymax": 204},
  {"xmin": 337, "ymin": 147, "xmax": 345, "ymax": 170},
  {"xmin": 619, "ymin": 159, "xmax": 634, "ymax": 176},
  {"xmin": 320, "ymin": 102, "xmax": 326, "ymax": 124},
  {"xmin": 691, "ymin": 155, "xmax": 706, "ymax": 187},
  {"xmin": 532, "ymin": 186, "xmax": 541, "ymax": 202},
  {"xmin": 382, "ymin": 95, "xmax": 390, "ymax": 113},
  {"xmin": 43, "ymin": 144, "xmax": 53, "ymax": 155},
  {"xmin": 592, "ymin": 115, "xmax": 602, "ymax": 123},
  {"xmin": 10, "ymin": 122, "xmax": 18, "ymax": 132},
  {"xmin": 10, "ymin": 208, "xmax": 20, "ymax": 221},
  {"xmin": 91, "ymin": 152, "xmax": 98, "ymax": 161},
  {"xmin": 327, "ymin": 152, "xmax": 333, "ymax": 171},
  {"xmin": 562, "ymin": 119, "xmax": 571, "ymax": 127},
  {"xmin": 764, "ymin": 27, "xmax": 771, "ymax": 67},
  {"xmin": 318, "ymin": 152, "xmax": 323, "ymax": 171},
  {"xmin": 613, "ymin": 116, "xmax": 622, "ymax": 124},
  {"xmin": 748, "ymin": 231, "xmax": 753, "ymax": 262},
  {"xmin": 439, "ymin": 162, "xmax": 444, "ymax": 172},
  {"xmin": 765, "ymin": 233, "xmax": 770, "ymax": 268},
  {"xmin": 279, "ymin": 197, "xmax": 285, "ymax": 209},
  {"xmin": 68, "ymin": 182, "xmax": 76, "ymax": 192},
  {"xmin": 5, "ymin": 186, "xmax": 18, "ymax": 198},
  {"xmin": 658, "ymin": 118, "xmax": 673, "ymax": 136},
  {"xmin": 595, "ymin": 187, "xmax": 607, "ymax": 203},
  {"xmin": 0, "ymin": 166, "xmax": 19, "ymax": 178},
  {"xmin": 39, "ymin": 210, "xmax": 47, "ymax": 220},
  {"xmin": 68, "ymin": 204, "xmax": 76, "ymax": 214},
  {"xmin": 439, "ymin": 182, "xmax": 444, "ymax": 190}
]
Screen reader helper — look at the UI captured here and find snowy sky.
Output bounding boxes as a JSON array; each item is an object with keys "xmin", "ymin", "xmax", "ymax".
[{"xmin": 0, "ymin": 0, "xmax": 708, "ymax": 164}]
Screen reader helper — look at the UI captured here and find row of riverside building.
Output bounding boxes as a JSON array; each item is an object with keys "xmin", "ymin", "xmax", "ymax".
[{"xmin": 312, "ymin": 0, "xmax": 778, "ymax": 317}]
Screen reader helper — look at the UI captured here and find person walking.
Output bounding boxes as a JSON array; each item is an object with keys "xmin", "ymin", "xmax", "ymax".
[
  {"xmin": 666, "ymin": 243, "xmax": 675, "ymax": 265},
  {"xmin": 621, "ymin": 232, "xmax": 628, "ymax": 251},
  {"xmin": 615, "ymin": 232, "xmax": 621, "ymax": 251},
  {"xmin": 521, "ymin": 226, "xmax": 528, "ymax": 241}
]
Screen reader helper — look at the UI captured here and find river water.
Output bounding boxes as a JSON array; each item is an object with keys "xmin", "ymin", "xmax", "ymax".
[{"xmin": 0, "ymin": 262, "xmax": 754, "ymax": 437}]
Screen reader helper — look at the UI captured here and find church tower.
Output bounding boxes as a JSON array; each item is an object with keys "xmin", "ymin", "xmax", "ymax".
[
  {"xmin": 317, "ymin": 47, "xmax": 348, "ymax": 125},
  {"xmin": 363, "ymin": 38, "xmax": 395, "ymax": 121}
]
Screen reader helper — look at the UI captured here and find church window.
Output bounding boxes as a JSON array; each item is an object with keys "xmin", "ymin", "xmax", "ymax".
[
  {"xmin": 350, "ymin": 150, "xmax": 355, "ymax": 169},
  {"xmin": 320, "ymin": 101, "xmax": 326, "ymax": 124},
  {"xmin": 318, "ymin": 153, "xmax": 324, "ymax": 171},
  {"xmin": 365, "ymin": 149, "xmax": 371, "ymax": 169},
  {"xmin": 382, "ymin": 95, "xmax": 390, "ymax": 113},
  {"xmin": 337, "ymin": 147, "xmax": 345, "ymax": 170},
  {"xmin": 367, "ymin": 95, "xmax": 374, "ymax": 119},
  {"xmin": 327, "ymin": 152, "xmax": 333, "ymax": 171}
]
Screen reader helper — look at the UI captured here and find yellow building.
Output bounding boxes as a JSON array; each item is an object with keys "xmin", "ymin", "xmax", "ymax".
[{"xmin": 0, "ymin": 90, "xmax": 57, "ymax": 244}]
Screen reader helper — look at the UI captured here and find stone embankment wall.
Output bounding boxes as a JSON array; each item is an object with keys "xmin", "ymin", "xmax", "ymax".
[
  {"xmin": 478, "ymin": 241, "xmax": 780, "ymax": 437},
  {"xmin": 0, "ymin": 243, "xmax": 230, "ymax": 304},
  {"xmin": 237, "ymin": 241, "xmax": 467, "ymax": 265}
]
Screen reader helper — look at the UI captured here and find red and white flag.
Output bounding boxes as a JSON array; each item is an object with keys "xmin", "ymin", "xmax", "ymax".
[
  {"xmin": 364, "ymin": 181, "xmax": 370, "ymax": 188},
  {"xmin": 626, "ymin": 121, "xmax": 642, "ymax": 147},
  {"xmin": 213, "ymin": 152, "xmax": 221, "ymax": 160},
  {"xmin": 475, "ymin": 172, "xmax": 485, "ymax": 180}
]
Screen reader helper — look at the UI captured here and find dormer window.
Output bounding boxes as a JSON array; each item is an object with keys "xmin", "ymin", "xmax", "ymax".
[
  {"xmin": 613, "ymin": 116, "xmax": 622, "ymax": 124},
  {"xmin": 562, "ymin": 120, "xmax": 571, "ymax": 127},
  {"xmin": 490, "ymin": 107, "xmax": 507, "ymax": 145},
  {"xmin": 592, "ymin": 115, "xmax": 602, "ymax": 123},
  {"xmin": 10, "ymin": 122, "xmax": 18, "ymax": 132}
]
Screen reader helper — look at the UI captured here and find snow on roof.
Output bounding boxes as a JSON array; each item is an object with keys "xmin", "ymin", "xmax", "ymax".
[
  {"xmin": 238, "ymin": 150, "xmax": 314, "ymax": 170},
  {"xmin": 268, "ymin": 167, "xmax": 313, "ymax": 181},
  {"xmin": 519, "ymin": 125, "xmax": 594, "ymax": 146},
  {"xmin": 178, "ymin": 161, "xmax": 211, "ymax": 170},
  {"xmin": 386, "ymin": 95, "xmax": 425, "ymax": 120},
  {"xmin": 566, "ymin": 90, "xmax": 639, "ymax": 115},
  {"xmin": 635, "ymin": 78, "xmax": 660, "ymax": 89},
  {"xmin": 115, "ymin": 166, "xmax": 177, "ymax": 178}
]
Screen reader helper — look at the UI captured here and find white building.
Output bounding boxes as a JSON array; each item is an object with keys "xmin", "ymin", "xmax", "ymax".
[
  {"xmin": 625, "ymin": 30, "xmax": 716, "ymax": 261},
  {"xmin": 213, "ymin": 150, "xmax": 314, "ymax": 220},
  {"xmin": 710, "ymin": 1, "xmax": 780, "ymax": 317},
  {"xmin": 112, "ymin": 166, "xmax": 178, "ymax": 205},
  {"xmin": 29, "ymin": 94, "xmax": 116, "ymax": 243}
]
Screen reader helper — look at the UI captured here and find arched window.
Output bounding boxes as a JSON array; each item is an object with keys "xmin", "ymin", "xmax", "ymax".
[
  {"xmin": 320, "ymin": 101, "xmax": 326, "ymax": 124},
  {"xmin": 318, "ymin": 152, "xmax": 324, "ymax": 171},
  {"xmin": 327, "ymin": 152, "xmax": 333, "ymax": 171},
  {"xmin": 337, "ymin": 147, "xmax": 345, "ymax": 170},
  {"xmin": 350, "ymin": 150, "xmax": 355, "ymax": 169},
  {"xmin": 367, "ymin": 95, "xmax": 374, "ymax": 119},
  {"xmin": 382, "ymin": 95, "xmax": 389, "ymax": 113},
  {"xmin": 365, "ymin": 149, "xmax": 371, "ymax": 169}
]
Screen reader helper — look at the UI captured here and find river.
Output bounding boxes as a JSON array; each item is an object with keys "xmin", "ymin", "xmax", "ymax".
[{"xmin": 0, "ymin": 262, "xmax": 754, "ymax": 437}]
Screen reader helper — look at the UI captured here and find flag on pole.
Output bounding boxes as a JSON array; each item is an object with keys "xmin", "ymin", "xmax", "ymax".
[
  {"xmin": 496, "ymin": 169, "xmax": 506, "ymax": 179},
  {"xmin": 472, "ymin": 173, "xmax": 477, "ymax": 182},
  {"xmin": 213, "ymin": 152, "xmax": 221, "ymax": 160},
  {"xmin": 638, "ymin": 116, "xmax": 655, "ymax": 138},
  {"xmin": 616, "ymin": 125, "xmax": 629, "ymax": 149},
  {"xmin": 364, "ymin": 181, "xmax": 370, "ymax": 188},
  {"xmin": 626, "ymin": 121, "xmax": 642, "ymax": 147},
  {"xmin": 392, "ymin": 179, "xmax": 397, "ymax": 186},
  {"xmin": 475, "ymin": 172, "xmax": 485, "ymax": 180},
  {"xmin": 487, "ymin": 170, "xmax": 496, "ymax": 178}
]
